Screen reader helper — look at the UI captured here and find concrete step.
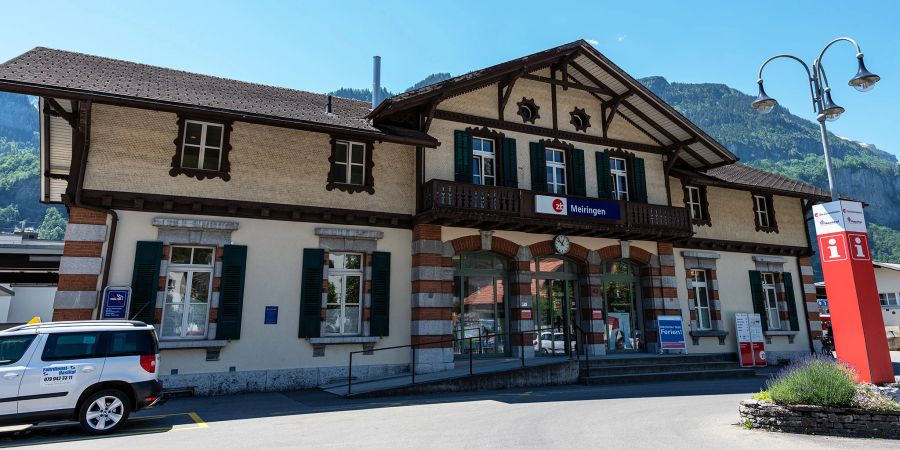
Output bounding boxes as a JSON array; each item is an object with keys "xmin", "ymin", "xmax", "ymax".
[
  {"xmin": 580, "ymin": 353, "xmax": 738, "ymax": 368},
  {"xmin": 580, "ymin": 367, "xmax": 756, "ymax": 385},
  {"xmin": 581, "ymin": 361, "xmax": 742, "ymax": 376}
]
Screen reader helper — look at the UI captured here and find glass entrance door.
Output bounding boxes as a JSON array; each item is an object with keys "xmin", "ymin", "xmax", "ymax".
[
  {"xmin": 603, "ymin": 260, "xmax": 644, "ymax": 352},
  {"xmin": 533, "ymin": 257, "xmax": 579, "ymax": 356},
  {"xmin": 452, "ymin": 253, "xmax": 508, "ymax": 357}
]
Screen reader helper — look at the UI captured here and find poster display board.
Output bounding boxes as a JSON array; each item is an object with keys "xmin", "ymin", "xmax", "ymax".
[
  {"xmin": 607, "ymin": 313, "xmax": 633, "ymax": 351},
  {"xmin": 101, "ymin": 287, "xmax": 131, "ymax": 320},
  {"xmin": 735, "ymin": 313, "xmax": 766, "ymax": 367},
  {"xmin": 657, "ymin": 315, "xmax": 687, "ymax": 353}
]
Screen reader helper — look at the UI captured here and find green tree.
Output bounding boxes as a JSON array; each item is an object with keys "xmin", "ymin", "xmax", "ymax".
[{"xmin": 37, "ymin": 207, "xmax": 66, "ymax": 240}]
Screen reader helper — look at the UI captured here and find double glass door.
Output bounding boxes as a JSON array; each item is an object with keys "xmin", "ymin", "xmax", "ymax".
[
  {"xmin": 452, "ymin": 253, "xmax": 508, "ymax": 357},
  {"xmin": 533, "ymin": 257, "xmax": 579, "ymax": 356},
  {"xmin": 604, "ymin": 260, "xmax": 644, "ymax": 352}
]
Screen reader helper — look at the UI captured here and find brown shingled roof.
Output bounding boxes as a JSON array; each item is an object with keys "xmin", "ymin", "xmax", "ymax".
[
  {"xmin": 703, "ymin": 163, "xmax": 831, "ymax": 200},
  {"xmin": 0, "ymin": 47, "xmax": 436, "ymax": 146}
]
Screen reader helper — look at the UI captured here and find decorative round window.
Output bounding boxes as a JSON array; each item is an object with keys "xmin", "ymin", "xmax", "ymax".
[
  {"xmin": 569, "ymin": 107, "xmax": 591, "ymax": 132},
  {"xmin": 516, "ymin": 97, "xmax": 539, "ymax": 124}
]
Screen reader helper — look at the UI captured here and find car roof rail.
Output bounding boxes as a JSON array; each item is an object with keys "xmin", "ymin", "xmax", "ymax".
[{"xmin": 3, "ymin": 320, "xmax": 149, "ymax": 332}]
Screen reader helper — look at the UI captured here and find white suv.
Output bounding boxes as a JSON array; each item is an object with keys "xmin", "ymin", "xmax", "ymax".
[{"xmin": 0, "ymin": 320, "xmax": 161, "ymax": 434}]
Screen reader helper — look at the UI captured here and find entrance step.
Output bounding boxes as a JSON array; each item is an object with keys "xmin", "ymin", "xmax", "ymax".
[
  {"xmin": 577, "ymin": 353, "xmax": 755, "ymax": 385},
  {"xmin": 581, "ymin": 361, "xmax": 745, "ymax": 376},
  {"xmin": 580, "ymin": 368, "xmax": 756, "ymax": 385}
]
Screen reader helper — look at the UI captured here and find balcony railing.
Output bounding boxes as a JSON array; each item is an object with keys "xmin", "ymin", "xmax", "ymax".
[{"xmin": 420, "ymin": 179, "xmax": 693, "ymax": 238}]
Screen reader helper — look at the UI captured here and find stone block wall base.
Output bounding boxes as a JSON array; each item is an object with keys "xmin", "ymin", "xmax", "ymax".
[
  {"xmin": 739, "ymin": 399, "xmax": 900, "ymax": 439},
  {"xmin": 51, "ymin": 308, "xmax": 94, "ymax": 321}
]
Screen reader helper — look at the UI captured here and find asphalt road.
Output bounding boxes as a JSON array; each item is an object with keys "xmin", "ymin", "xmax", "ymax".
[{"xmin": 0, "ymin": 371, "xmax": 897, "ymax": 449}]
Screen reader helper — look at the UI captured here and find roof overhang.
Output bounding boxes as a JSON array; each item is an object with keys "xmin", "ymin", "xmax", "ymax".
[{"xmin": 370, "ymin": 40, "xmax": 737, "ymax": 169}]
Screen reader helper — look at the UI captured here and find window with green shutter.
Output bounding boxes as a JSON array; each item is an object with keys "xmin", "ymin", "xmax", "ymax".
[
  {"xmin": 501, "ymin": 137, "xmax": 518, "ymax": 188},
  {"xmin": 748, "ymin": 270, "xmax": 769, "ymax": 331},
  {"xmin": 529, "ymin": 142, "xmax": 547, "ymax": 192},
  {"xmin": 633, "ymin": 157, "xmax": 648, "ymax": 203},
  {"xmin": 129, "ymin": 241, "xmax": 162, "ymax": 324},
  {"xmin": 781, "ymin": 272, "xmax": 801, "ymax": 331},
  {"xmin": 216, "ymin": 245, "xmax": 247, "ymax": 340},
  {"xmin": 454, "ymin": 130, "xmax": 472, "ymax": 182},
  {"xmin": 369, "ymin": 251, "xmax": 391, "ymax": 336},
  {"xmin": 595, "ymin": 151, "xmax": 612, "ymax": 199},
  {"xmin": 299, "ymin": 248, "xmax": 325, "ymax": 338},
  {"xmin": 571, "ymin": 148, "xmax": 586, "ymax": 196}
]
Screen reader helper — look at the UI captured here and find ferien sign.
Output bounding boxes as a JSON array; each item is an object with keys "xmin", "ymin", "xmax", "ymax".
[{"xmin": 812, "ymin": 200, "xmax": 893, "ymax": 383}]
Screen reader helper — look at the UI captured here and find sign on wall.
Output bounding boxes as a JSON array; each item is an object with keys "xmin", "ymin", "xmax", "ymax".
[
  {"xmin": 534, "ymin": 195, "xmax": 622, "ymax": 221},
  {"xmin": 657, "ymin": 315, "xmax": 687, "ymax": 353},
  {"xmin": 101, "ymin": 287, "xmax": 131, "ymax": 320},
  {"xmin": 264, "ymin": 306, "xmax": 278, "ymax": 324}
]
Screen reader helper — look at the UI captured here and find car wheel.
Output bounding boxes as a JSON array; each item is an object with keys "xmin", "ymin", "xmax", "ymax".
[{"xmin": 78, "ymin": 389, "xmax": 131, "ymax": 435}]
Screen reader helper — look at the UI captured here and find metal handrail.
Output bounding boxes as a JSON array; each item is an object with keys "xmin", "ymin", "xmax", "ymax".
[{"xmin": 347, "ymin": 325, "xmax": 574, "ymax": 395}]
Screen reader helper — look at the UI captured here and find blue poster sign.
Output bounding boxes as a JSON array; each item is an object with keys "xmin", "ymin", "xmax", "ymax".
[
  {"xmin": 101, "ymin": 287, "xmax": 131, "ymax": 320},
  {"xmin": 264, "ymin": 306, "xmax": 278, "ymax": 324},
  {"xmin": 657, "ymin": 315, "xmax": 687, "ymax": 351},
  {"xmin": 534, "ymin": 195, "xmax": 622, "ymax": 221}
]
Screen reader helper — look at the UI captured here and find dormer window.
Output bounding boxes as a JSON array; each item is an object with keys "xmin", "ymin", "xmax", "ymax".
[
  {"xmin": 516, "ymin": 97, "xmax": 540, "ymax": 124},
  {"xmin": 170, "ymin": 116, "xmax": 233, "ymax": 181}
]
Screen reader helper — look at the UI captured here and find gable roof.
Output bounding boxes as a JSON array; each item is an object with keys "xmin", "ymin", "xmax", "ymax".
[
  {"xmin": 0, "ymin": 47, "xmax": 437, "ymax": 146},
  {"xmin": 670, "ymin": 163, "xmax": 831, "ymax": 200},
  {"xmin": 371, "ymin": 40, "xmax": 738, "ymax": 170}
]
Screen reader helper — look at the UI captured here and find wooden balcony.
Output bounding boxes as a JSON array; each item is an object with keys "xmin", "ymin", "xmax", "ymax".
[{"xmin": 419, "ymin": 179, "xmax": 693, "ymax": 240}]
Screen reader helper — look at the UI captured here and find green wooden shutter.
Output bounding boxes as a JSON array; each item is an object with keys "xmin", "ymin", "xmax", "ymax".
[
  {"xmin": 633, "ymin": 157, "xmax": 648, "ymax": 203},
  {"xmin": 216, "ymin": 245, "xmax": 247, "ymax": 340},
  {"xmin": 299, "ymin": 248, "xmax": 325, "ymax": 338},
  {"xmin": 454, "ymin": 130, "xmax": 472, "ymax": 182},
  {"xmin": 595, "ymin": 151, "xmax": 612, "ymax": 199},
  {"xmin": 501, "ymin": 137, "xmax": 518, "ymax": 188},
  {"xmin": 369, "ymin": 251, "xmax": 391, "ymax": 336},
  {"xmin": 748, "ymin": 270, "xmax": 769, "ymax": 332},
  {"xmin": 571, "ymin": 149, "xmax": 586, "ymax": 196},
  {"xmin": 129, "ymin": 241, "xmax": 162, "ymax": 324},
  {"xmin": 529, "ymin": 142, "xmax": 547, "ymax": 192},
  {"xmin": 782, "ymin": 272, "xmax": 801, "ymax": 331}
]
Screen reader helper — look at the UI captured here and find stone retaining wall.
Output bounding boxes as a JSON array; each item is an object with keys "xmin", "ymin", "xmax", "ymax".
[{"xmin": 739, "ymin": 399, "xmax": 900, "ymax": 439}]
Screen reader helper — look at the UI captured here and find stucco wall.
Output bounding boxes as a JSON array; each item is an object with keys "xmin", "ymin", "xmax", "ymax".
[
  {"xmin": 106, "ymin": 210, "xmax": 412, "ymax": 375},
  {"xmin": 427, "ymin": 118, "xmax": 669, "ymax": 205},
  {"xmin": 669, "ymin": 177, "xmax": 809, "ymax": 247},
  {"xmin": 875, "ymin": 266, "xmax": 900, "ymax": 327},
  {"xmin": 85, "ymin": 104, "xmax": 417, "ymax": 214}
]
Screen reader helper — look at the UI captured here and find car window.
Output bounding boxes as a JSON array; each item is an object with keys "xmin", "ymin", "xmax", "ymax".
[
  {"xmin": 0, "ymin": 335, "xmax": 35, "ymax": 365},
  {"xmin": 106, "ymin": 331, "xmax": 157, "ymax": 357},
  {"xmin": 42, "ymin": 332, "xmax": 103, "ymax": 361}
]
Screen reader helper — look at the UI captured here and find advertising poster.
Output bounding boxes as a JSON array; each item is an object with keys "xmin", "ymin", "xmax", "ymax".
[
  {"xmin": 101, "ymin": 287, "xmax": 131, "ymax": 320},
  {"xmin": 607, "ymin": 313, "xmax": 632, "ymax": 350},
  {"xmin": 735, "ymin": 313, "xmax": 754, "ymax": 367},
  {"xmin": 657, "ymin": 315, "xmax": 686, "ymax": 352}
]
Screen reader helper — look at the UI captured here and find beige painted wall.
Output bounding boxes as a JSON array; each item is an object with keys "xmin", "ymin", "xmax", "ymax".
[
  {"xmin": 875, "ymin": 267, "xmax": 900, "ymax": 327},
  {"xmin": 106, "ymin": 210, "xmax": 412, "ymax": 374},
  {"xmin": 673, "ymin": 250, "xmax": 811, "ymax": 356},
  {"xmin": 85, "ymin": 104, "xmax": 417, "ymax": 214},
  {"xmin": 428, "ymin": 118, "xmax": 669, "ymax": 205},
  {"xmin": 669, "ymin": 177, "xmax": 809, "ymax": 247}
]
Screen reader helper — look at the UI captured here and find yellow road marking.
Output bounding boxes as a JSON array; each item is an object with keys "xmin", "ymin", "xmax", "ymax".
[
  {"xmin": 187, "ymin": 412, "xmax": 208, "ymax": 429},
  {"xmin": 0, "ymin": 411, "xmax": 207, "ymax": 446}
]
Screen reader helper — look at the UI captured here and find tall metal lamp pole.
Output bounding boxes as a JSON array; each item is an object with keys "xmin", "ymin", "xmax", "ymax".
[{"xmin": 751, "ymin": 37, "xmax": 881, "ymax": 201}]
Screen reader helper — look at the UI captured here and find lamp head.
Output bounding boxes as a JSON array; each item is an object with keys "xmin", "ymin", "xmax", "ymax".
[
  {"xmin": 751, "ymin": 80, "xmax": 777, "ymax": 114},
  {"xmin": 849, "ymin": 54, "xmax": 880, "ymax": 92},
  {"xmin": 821, "ymin": 89, "xmax": 845, "ymax": 121}
]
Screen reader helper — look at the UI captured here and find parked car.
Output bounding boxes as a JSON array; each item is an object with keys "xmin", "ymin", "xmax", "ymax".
[
  {"xmin": 0, "ymin": 320, "xmax": 161, "ymax": 434},
  {"xmin": 533, "ymin": 331, "xmax": 574, "ymax": 355}
]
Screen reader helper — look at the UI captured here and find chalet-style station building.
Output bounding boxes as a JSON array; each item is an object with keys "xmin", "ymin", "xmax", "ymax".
[{"xmin": 0, "ymin": 41, "xmax": 828, "ymax": 393}]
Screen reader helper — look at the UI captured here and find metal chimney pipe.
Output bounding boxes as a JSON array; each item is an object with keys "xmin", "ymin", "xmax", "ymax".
[{"xmin": 372, "ymin": 55, "xmax": 381, "ymax": 108}]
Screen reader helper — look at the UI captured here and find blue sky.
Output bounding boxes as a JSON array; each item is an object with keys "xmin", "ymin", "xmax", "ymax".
[{"xmin": 2, "ymin": 0, "xmax": 898, "ymax": 156}]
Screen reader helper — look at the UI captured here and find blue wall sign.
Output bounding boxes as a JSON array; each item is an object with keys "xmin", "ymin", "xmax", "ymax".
[
  {"xmin": 101, "ymin": 287, "xmax": 131, "ymax": 320},
  {"xmin": 657, "ymin": 315, "xmax": 687, "ymax": 351},
  {"xmin": 264, "ymin": 306, "xmax": 278, "ymax": 324},
  {"xmin": 534, "ymin": 195, "xmax": 622, "ymax": 221}
]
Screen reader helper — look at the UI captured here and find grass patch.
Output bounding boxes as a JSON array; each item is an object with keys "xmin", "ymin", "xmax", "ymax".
[{"xmin": 766, "ymin": 356, "xmax": 857, "ymax": 407}]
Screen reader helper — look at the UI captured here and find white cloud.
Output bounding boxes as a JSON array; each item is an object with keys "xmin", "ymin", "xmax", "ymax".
[
  {"xmin": 586, "ymin": 39, "xmax": 599, "ymax": 46},
  {"xmin": 617, "ymin": 34, "xmax": 628, "ymax": 43}
]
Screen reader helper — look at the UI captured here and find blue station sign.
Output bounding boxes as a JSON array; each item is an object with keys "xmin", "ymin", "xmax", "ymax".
[
  {"xmin": 101, "ymin": 287, "xmax": 131, "ymax": 320},
  {"xmin": 534, "ymin": 195, "xmax": 622, "ymax": 221}
]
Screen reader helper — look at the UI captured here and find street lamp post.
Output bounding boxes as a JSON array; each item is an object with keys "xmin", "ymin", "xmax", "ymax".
[
  {"xmin": 751, "ymin": 37, "xmax": 881, "ymax": 201},
  {"xmin": 751, "ymin": 38, "xmax": 894, "ymax": 384}
]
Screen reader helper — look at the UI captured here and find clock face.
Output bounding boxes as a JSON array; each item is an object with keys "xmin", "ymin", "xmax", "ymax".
[{"xmin": 554, "ymin": 235, "xmax": 570, "ymax": 254}]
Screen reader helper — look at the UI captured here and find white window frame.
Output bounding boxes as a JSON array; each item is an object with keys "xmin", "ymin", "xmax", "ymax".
[
  {"xmin": 161, "ymin": 245, "xmax": 214, "ymax": 340},
  {"xmin": 610, "ymin": 157, "xmax": 629, "ymax": 201},
  {"xmin": 334, "ymin": 140, "xmax": 367, "ymax": 185},
  {"xmin": 691, "ymin": 269, "xmax": 712, "ymax": 331},
  {"xmin": 546, "ymin": 148, "xmax": 567, "ymax": 195},
  {"xmin": 762, "ymin": 272, "xmax": 780, "ymax": 330},
  {"xmin": 686, "ymin": 186, "xmax": 703, "ymax": 220},
  {"xmin": 879, "ymin": 292, "xmax": 899, "ymax": 307},
  {"xmin": 754, "ymin": 195, "xmax": 771, "ymax": 228},
  {"xmin": 472, "ymin": 137, "xmax": 496, "ymax": 186},
  {"xmin": 326, "ymin": 253, "xmax": 364, "ymax": 336},
  {"xmin": 181, "ymin": 120, "xmax": 224, "ymax": 171}
]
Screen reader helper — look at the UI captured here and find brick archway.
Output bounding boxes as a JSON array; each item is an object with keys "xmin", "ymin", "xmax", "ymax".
[
  {"xmin": 596, "ymin": 244, "xmax": 652, "ymax": 266},
  {"xmin": 528, "ymin": 240, "xmax": 590, "ymax": 265}
]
